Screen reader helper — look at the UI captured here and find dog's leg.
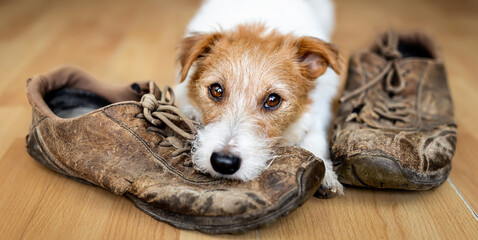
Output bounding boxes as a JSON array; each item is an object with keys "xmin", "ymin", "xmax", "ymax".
[
  {"xmin": 300, "ymin": 130, "xmax": 343, "ymax": 198},
  {"xmin": 299, "ymin": 68, "xmax": 343, "ymax": 198}
]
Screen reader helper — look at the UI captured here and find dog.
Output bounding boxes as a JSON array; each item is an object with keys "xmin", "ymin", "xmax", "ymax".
[{"xmin": 174, "ymin": 0, "xmax": 344, "ymax": 195}]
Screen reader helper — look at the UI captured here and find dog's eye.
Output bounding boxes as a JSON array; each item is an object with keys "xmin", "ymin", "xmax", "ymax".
[
  {"xmin": 264, "ymin": 93, "xmax": 281, "ymax": 110},
  {"xmin": 208, "ymin": 83, "xmax": 223, "ymax": 101}
]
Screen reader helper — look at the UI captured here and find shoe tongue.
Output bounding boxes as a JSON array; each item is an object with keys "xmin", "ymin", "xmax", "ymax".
[
  {"xmin": 129, "ymin": 81, "xmax": 160, "ymax": 99},
  {"xmin": 374, "ymin": 30, "xmax": 402, "ymax": 59}
]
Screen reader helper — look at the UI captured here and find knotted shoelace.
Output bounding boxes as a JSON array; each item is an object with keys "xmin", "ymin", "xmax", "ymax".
[
  {"xmin": 137, "ymin": 86, "xmax": 198, "ymax": 159},
  {"xmin": 340, "ymin": 30, "xmax": 414, "ymax": 125}
]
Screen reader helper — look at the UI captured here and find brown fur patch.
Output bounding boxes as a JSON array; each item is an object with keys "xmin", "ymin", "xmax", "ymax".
[{"xmin": 178, "ymin": 24, "xmax": 342, "ymax": 138}]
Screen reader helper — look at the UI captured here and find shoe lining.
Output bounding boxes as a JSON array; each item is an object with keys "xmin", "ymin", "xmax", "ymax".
[{"xmin": 44, "ymin": 88, "xmax": 111, "ymax": 118}]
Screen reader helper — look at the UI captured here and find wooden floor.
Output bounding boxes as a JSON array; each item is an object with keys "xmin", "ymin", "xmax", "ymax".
[{"xmin": 1, "ymin": 0, "xmax": 477, "ymax": 239}]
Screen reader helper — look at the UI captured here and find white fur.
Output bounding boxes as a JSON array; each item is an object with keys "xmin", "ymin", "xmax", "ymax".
[
  {"xmin": 175, "ymin": 0, "xmax": 343, "ymax": 194},
  {"xmin": 186, "ymin": 0, "xmax": 334, "ymax": 41}
]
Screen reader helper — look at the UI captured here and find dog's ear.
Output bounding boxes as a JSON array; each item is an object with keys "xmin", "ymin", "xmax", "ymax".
[
  {"xmin": 178, "ymin": 32, "xmax": 222, "ymax": 82},
  {"xmin": 297, "ymin": 37, "xmax": 343, "ymax": 79}
]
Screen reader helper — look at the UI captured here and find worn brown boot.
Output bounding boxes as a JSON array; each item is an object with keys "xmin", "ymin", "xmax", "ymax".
[
  {"xmin": 26, "ymin": 65, "xmax": 325, "ymax": 234},
  {"xmin": 331, "ymin": 30, "xmax": 457, "ymax": 190}
]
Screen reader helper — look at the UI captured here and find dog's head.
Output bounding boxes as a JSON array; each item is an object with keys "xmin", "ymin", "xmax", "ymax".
[{"xmin": 178, "ymin": 25, "xmax": 342, "ymax": 181}]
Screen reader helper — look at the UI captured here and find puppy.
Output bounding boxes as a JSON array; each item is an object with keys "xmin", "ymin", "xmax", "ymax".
[{"xmin": 174, "ymin": 0, "xmax": 343, "ymax": 195}]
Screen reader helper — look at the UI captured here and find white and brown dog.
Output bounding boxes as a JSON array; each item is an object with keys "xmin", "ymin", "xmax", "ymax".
[{"xmin": 174, "ymin": 0, "xmax": 343, "ymax": 195}]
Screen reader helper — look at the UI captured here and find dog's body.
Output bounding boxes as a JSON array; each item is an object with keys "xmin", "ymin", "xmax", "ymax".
[{"xmin": 174, "ymin": 0, "xmax": 343, "ymax": 194}]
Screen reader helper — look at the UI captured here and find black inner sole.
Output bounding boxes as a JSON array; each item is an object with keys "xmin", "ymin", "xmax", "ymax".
[{"xmin": 44, "ymin": 88, "xmax": 111, "ymax": 118}]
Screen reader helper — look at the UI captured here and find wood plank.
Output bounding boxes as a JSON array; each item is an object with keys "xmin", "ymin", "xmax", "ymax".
[
  {"xmin": 258, "ymin": 184, "xmax": 478, "ymax": 239},
  {"xmin": 179, "ymin": 229, "xmax": 257, "ymax": 240},
  {"xmin": 0, "ymin": 139, "xmax": 54, "ymax": 239},
  {"xmin": 101, "ymin": 0, "xmax": 198, "ymax": 85},
  {"xmin": 0, "ymin": 1, "xmax": 131, "ymax": 106},
  {"xmin": 20, "ymin": 156, "xmax": 180, "ymax": 240},
  {"xmin": 0, "ymin": 0, "xmax": 68, "ymax": 95},
  {"xmin": 0, "ymin": 107, "xmax": 30, "ymax": 158},
  {"xmin": 449, "ymin": 130, "xmax": 478, "ymax": 214},
  {"xmin": 21, "ymin": 177, "xmax": 181, "ymax": 240}
]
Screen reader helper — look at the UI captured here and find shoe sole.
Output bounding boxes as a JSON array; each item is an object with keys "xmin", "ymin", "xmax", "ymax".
[{"xmin": 335, "ymin": 154, "xmax": 450, "ymax": 190}]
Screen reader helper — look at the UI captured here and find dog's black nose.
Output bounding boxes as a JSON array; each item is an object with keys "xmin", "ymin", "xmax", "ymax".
[{"xmin": 210, "ymin": 152, "xmax": 241, "ymax": 175}]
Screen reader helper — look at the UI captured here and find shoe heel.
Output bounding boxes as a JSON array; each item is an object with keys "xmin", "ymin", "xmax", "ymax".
[{"xmin": 26, "ymin": 127, "xmax": 73, "ymax": 177}]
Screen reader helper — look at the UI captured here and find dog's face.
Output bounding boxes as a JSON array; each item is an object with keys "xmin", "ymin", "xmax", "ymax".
[{"xmin": 178, "ymin": 25, "xmax": 341, "ymax": 181}]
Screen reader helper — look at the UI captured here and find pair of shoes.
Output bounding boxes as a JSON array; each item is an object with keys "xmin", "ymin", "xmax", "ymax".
[
  {"xmin": 25, "ymin": 65, "xmax": 325, "ymax": 234},
  {"xmin": 331, "ymin": 30, "xmax": 457, "ymax": 190}
]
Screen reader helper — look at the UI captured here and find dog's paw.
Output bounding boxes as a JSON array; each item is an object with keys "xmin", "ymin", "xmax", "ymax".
[{"xmin": 314, "ymin": 170, "xmax": 344, "ymax": 199}]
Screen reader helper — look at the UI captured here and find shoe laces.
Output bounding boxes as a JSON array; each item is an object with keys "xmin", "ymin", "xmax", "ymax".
[
  {"xmin": 136, "ymin": 86, "xmax": 199, "ymax": 163},
  {"xmin": 339, "ymin": 30, "xmax": 414, "ymax": 126}
]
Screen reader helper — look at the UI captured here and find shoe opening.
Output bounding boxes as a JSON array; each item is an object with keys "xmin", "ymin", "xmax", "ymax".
[
  {"xmin": 44, "ymin": 88, "xmax": 111, "ymax": 118},
  {"xmin": 398, "ymin": 40, "xmax": 433, "ymax": 59},
  {"xmin": 372, "ymin": 32, "xmax": 438, "ymax": 60}
]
